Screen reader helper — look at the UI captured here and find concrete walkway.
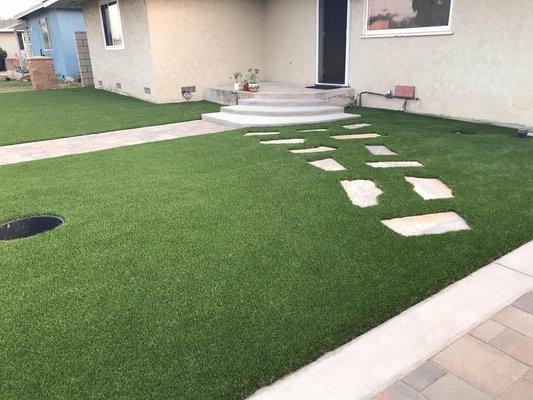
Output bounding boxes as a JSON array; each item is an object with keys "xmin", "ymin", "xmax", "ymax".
[
  {"xmin": 248, "ymin": 241, "xmax": 533, "ymax": 400},
  {"xmin": 374, "ymin": 289, "xmax": 533, "ymax": 400},
  {"xmin": 0, "ymin": 120, "xmax": 228, "ymax": 166}
]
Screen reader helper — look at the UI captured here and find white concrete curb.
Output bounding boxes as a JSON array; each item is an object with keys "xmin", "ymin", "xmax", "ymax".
[{"xmin": 247, "ymin": 241, "xmax": 533, "ymax": 400}]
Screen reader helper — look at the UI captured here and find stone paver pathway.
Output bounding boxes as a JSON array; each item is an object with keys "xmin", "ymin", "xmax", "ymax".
[
  {"xmin": 0, "ymin": 120, "xmax": 229, "ymax": 166},
  {"xmin": 406, "ymin": 177, "xmax": 454, "ymax": 200},
  {"xmin": 299, "ymin": 128, "xmax": 329, "ymax": 132},
  {"xmin": 308, "ymin": 158, "xmax": 346, "ymax": 171},
  {"xmin": 373, "ymin": 290, "xmax": 533, "ymax": 400},
  {"xmin": 381, "ymin": 212, "xmax": 470, "ymax": 237},
  {"xmin": 332, "ymin": 133, "xmax": 381, "ymax": 140},
  {"xmin": 245, "ymin": 131, "xmax": 280, "ymax": 136},
  {"xmin": 290, "ymin": 146, "xmax": 336, "ymax": 154},
  {"xmin": 261, "ymin": 138, "xmax": 305, "ymax": 145},
  {"xmin": 344, "ymin": 123, "xmax": 372, "ymax": 130},
  {"xmin": 341, "ymin": 180, "xmax": 383, "ymax": 207},
  {"xmin": 367, "ymin": 161, "xmax": 424, "ymax": 169},
  {"xmin": 365, "ymin": 145, "xmax": 398, "ymax": 156},
  {"xmin": 247, "ymin": 124, "xmax": 471, "ymax": 237}
]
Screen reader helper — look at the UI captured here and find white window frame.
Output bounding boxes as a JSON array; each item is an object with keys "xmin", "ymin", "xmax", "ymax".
[
  {"xmin": 39, "ymin": 17, "xmax": 52, "ymax": 50},
  {"xmin": 99, "ymin": 0, "xmax": 125, "ymax": 50},
  {"xmin": 362, "ymin": 0, "xmax": 454, "ymax": 38}
]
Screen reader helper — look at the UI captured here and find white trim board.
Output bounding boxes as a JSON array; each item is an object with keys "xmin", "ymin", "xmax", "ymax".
[{"xmin": 247, "ymin": 241, "xmax": 533, "ymax": 400}]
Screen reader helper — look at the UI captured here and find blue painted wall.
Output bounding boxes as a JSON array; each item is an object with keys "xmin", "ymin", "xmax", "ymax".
[{"xmin": 26, "ymin": 8, "xmax": 85, "ymax": 79}]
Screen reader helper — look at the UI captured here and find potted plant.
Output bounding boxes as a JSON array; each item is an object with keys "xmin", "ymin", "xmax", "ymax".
[
  {"xmin": 0, "ymin": 47, "xmax": 7, "ymax": 72},
  {"xmin": 246, "ymin": 68, "xmax": 259, "ymax": 92},
  {"xmin": 231, "ymin": 72, "xmax": 244, "ymax": 91}
]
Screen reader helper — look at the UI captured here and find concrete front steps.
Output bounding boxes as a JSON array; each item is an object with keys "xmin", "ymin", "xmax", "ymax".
[{"xmin": 202, "ymin": 98, "xmax": 358, "ymax": 128}]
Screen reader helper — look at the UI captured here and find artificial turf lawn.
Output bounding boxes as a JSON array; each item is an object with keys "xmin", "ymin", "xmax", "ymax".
[
  {"xmin": 0, "ymin": 108, "xmax": 531, "ymax": 400},
  {"xmin": 0, "ymin": 87, "xmax": 220, "ymax": 146},
  {"xmin": 0, "ymin": 79, "xmax": 32, "ymax": 94}
]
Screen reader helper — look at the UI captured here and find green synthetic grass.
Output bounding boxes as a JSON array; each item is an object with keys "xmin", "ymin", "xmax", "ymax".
[
  {"xmin": 0, "ymin": 108, "xmax": 531, "ymax": 400},
  {"xmin": 0, "ymin": 79, "xmax": 32, "ymax": 94},
  {"xmin": 0, "ymin": 87, "xmax": 220, "ymax": 146}
]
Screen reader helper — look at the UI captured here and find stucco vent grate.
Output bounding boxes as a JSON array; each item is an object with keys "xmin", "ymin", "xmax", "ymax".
[
  {"xmin": 144, "ymin": 87, "xmax": 151, "ymax": 94},
  {"xmin": 116, "ymin": 83, "xmax": 122, "ymax": 89}
]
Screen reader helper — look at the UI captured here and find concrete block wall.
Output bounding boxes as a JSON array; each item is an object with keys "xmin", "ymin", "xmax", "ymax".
[
  {"xmin": 74, "ymin": 31, "xmax": 94, "ymax": 87},
  {"xmin": 27, "ymin": 56, "xmax": 58, "ymax": 90}
]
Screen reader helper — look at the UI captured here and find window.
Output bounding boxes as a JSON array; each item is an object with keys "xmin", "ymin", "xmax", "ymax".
[
  {"xmin": 17, "ymin": 32, "xmax": 25, "ymax": 50},
  {"xmin": 100, "ymin": 0, "xmax": 124, "ymax": 49},
  {"xmin": 39, "ymin": 18, "xmax": 52, "ymax": 50},
  {"xmin": 364, "ymin": 0, "xmax": 453, "ymax": 37}
]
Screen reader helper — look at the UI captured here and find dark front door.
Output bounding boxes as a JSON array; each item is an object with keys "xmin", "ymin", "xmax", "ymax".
[{"xmin": 318, "ymin": 0, "xmax": 348, "ymax": 85}]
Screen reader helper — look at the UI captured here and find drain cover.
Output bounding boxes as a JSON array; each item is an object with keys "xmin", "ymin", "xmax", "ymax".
[{"xmin": 0, "ymin": 215, "xmax": 63, "ymax": 241}]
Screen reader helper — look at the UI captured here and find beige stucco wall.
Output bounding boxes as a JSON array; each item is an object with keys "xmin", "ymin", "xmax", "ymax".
[
  {"xmin": 82, "ymin": 0, "xmax": 155, "ymax": 101},
  {"xmin": 349, "ymin": 0, "xmax": 533, "ymax": 128},
  {"xmin": 81, "ymin": 0, "xmax": 532, "ymax": 127},
  {"xmin": 146, "ymin": 0, "xmax": 265, "ymax": 103},
  {"xmin": 0, "ymin": 32, "xmax": 19, "ymax": 59},
  {"xmin": 263, "ymin": 0, "xmax": 317, "ymax": 84}
]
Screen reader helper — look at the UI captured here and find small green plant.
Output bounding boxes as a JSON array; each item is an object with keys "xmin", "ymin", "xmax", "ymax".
[
  {"xmin": 0, "ymin": 47, "xmax": 7, "ymax": 59},
  {"xmin": 230, "ymin": 72, "xmax": 243, "ymax": 83},
  {"xmin": 246, "ymin": 68, "xmax": 259, "ymax": 84}
]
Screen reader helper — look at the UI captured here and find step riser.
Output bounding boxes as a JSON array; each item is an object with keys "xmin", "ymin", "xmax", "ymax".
[
  {"xmin": 202, "ymin": 113, "xmax": 358, "ymax": 128},
  {"xmin": 239, "ymin": 99, "xmax": 328, "ymax": 107},
  {"xmin": 220, "ymin": 107, "xmax": 341, "ymax": 117}
]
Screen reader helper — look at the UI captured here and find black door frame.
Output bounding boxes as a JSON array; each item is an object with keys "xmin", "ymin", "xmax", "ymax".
[{"xmin": 316, "ymin": 0, "xmax": 350, "ymax": 86}]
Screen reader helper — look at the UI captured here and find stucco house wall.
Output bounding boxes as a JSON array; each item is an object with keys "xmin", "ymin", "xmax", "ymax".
[
  {"xmin": 81, "ymin": 0, "xmax": 532, "ymax": 127},
  {"xmin": 263, "ymin": 0, "xmax": 316, "ymax": 85},
  {"xmin": 83, "ymin": 0, "xmax": 155, "ymax": 101},
  {"xmin": 0, "ymin": 31, "xmax": 20, "ymax": 59},
  {"xmin": 146, "ymin": 0, "xmax": 265, "ymax": 103},
  {"xmin": 348, "ymin": 0, "xmax": 533, "ymax": 128},
  {"xmin": 26, "ymin": 8, "xmax": 86, "ymax": 78}
]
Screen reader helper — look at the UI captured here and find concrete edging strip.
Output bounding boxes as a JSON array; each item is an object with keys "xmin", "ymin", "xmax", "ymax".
[{"xmin": 247, "ymin": 241, "xmax": 533, "ymax": 400}]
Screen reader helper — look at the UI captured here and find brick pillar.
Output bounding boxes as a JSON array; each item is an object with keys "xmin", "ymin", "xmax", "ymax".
[
  {"xmin": 74, "ymin": 31, "xmax": 94, "ymax": 87},
  {"xmin": 27, "ymin": 56, "xmax": 58, "ymax": 90}
]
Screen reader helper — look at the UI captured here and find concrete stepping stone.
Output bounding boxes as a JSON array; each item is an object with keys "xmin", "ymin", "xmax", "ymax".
[
  {"xmin": 365, "ymin": 145, "xmax": 397, "ymax": 156},
  {"xmin": 332, "ymin": 133, "xmax": 381, "ymax": 140},
  {"xmin": 308, "ymin": 158, "xmax": 346, "ymax": 172},
  {"xmin": 367, "ymin": 161, "xmax": 423, "ymax": 168},
  {"xmin": 290, "ymin": 146, "xmax": 336, "ymax": 154},
  {"xmin": 341, "ymin": 180, "xmax": 383, "ymax": 208},
  {"xmin": 344, "ymin": 123, "xmax": 371, "ymax": 130},
  {"xmin": 381, "ymin": 212, "xmax": 470, "ymax": 237},
  {"xmin": 299, "ymin": 128, "xmax": 329, "ymax": 132},
  {"xmin": 260, "ymin": 138, "xmax": 305, "ymax": 145},
  {"xmin": 405, "ymin": 177, "xmax": 454, "ymax": 200},
  {"xmin": 245, "ymin": 131, "xmax": 280, "ymax": 136}
]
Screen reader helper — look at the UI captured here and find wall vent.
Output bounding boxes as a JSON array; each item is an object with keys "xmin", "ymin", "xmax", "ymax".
[
  {"xmin": 116, "ymin": 83, "xmax": 122, "ymax": 89},
  {"xmin": 98, "ymin": 80, "xmax": 103, "ymax": 87},
  {"xmin": 181, "ymin": 86, "xmax": 196, "ymax": 93},
  {"xmin": 144, "ymin": 87, "xmax": 151, "ymax": 94}
]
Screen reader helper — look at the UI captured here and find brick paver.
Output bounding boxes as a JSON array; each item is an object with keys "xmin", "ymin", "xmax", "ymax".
[
  {"xmin": 0, "ymin": 120, "xmax": 229, "ymax": 166},
  {"xmin": 373, "ymin": 291, "xmax": 533, "ymax": 400}
]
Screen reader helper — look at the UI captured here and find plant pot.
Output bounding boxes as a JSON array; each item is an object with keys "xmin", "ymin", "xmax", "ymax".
[
  {"xmin": 517, "ymin": 129, "xmax": 528, "ymax": 138},
  {"xmin": 249, "ymin": 83, "xmax": 259, "ymax": 92},
  {"xmin": 233, "ymin": 82, "xmax": 243, "ymax": 91},
  {"xmin": 242, "ymin": 82, "xmax": 249, "ymax": 92}
]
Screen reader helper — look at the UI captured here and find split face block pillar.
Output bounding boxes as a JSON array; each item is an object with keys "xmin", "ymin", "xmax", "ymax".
[
  {"xmin": 27, "ymin": 56, "xmax": 58, "ymax": 91},
  {"xmin": 74, "ymin": 31, "xmax": 94, "ymax": 87}
]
